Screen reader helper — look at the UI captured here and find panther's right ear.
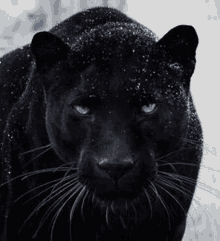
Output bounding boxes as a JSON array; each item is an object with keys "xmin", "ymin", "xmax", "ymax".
[
  {"xmin": 156, "ymin": 25, "xmax": 198, "ymax": 65},
  {"xmin": 31, "ymin": 32, "xmax": 69, "ymax": 71}
]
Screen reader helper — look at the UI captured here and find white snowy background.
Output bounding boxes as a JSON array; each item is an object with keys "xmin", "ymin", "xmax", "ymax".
[{"xmin": 0, "ymin": 0, "xmax": 219, "ymax": 240}]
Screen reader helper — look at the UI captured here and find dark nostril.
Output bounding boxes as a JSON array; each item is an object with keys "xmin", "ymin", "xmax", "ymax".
[{"xmin": 98, "ymin": 158, "xmax": 134, "ymax": 180}]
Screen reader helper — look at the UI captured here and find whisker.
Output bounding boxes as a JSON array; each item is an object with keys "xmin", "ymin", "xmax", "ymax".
[
  {"xmin": 156, "ymin": 182, "xmax": 187, "ymax": 215},
  {"xmin": 50, "ymin": 175, "xmax": 78, "ymax": 195},
  {"xmin": 159, "ymin": 161, "xmax": 220, "ymax": 173},
  {"xmin": 183, "ymin": 138, "xmax": 202, "ymax": 145},
  {"xmin": 21, "ymin": 177, "xmax": 77, "ymax": 234},
  {"xmin": 28, "ymin": 175, "xmax": 78, "ymax": 205},
  {"xmin": 69, "ymin": 184, "xmax": 86, "ymax": 241},
  {"xmin": 50, "ymin": 182, "xmax": 83, "ymax": 241},
  {"xmin": 81, "ymin": 188, "xmax": 90, "ymax": 221},
  {"xmin": 157, "ymin": 171, "xmax": 218, "ymax": 222},
  {"xmin": 22, "ymin": 146, "xmax": 53, "ymax": 169},
  {"xmin": 19, "ymin": 144, "xmax": 52, "ymax": 156},
  {"xmin": 0, "ymin": 167, "xmax": 72, "ymax": 188},
  {"xmin": 158, "ymin": 162, "xmax": 198, "ymax": 167},
  {"xmin": 190, "ymin": 194, "xmax": 212, "ymax": 220},
  {"xmin": 156, "ymin": 177, "xmax": 188, "ymax": 210},
  {"xmin": 53, "ymin": 162, "xmax": 76, "ymax": 172},
  {"xmin": 106, "ymin": 206, "xmax": 110, "ymax": 226},
  {"xmin": 70, "ymin": 184, "xmax": 87, "ymax": 221},
  {"xmin": 110, "ymin": 202, "xmax": 115, "ymax": 214},
  {"xmin": 119, "ymin": 215, "xmax": 127, "ymax": 229},
  {"xmin": 142, "ymin": 187, "xmax": 152, "ymax": 219},
  {"xmin": 158, "ymin": 171, "xmax": 193, "ymax": 184},
  {"xmin": 31, "ymin": 146, "xmax": 53, "ymax": 161},
  {"xmin": 36, "ymin": 177, "xmax": 78, "ymax": 212},
  {"xmin": 184, "ymin": 138, "xmax": 216, "ymax": 156},
  {"xmin": 158, "ymin": 173, "xmax": 213, "ymax": 223},
  {"xmin": 157, "ymin": 174, "xmax": 190, "ymax": 195},
  {"xmin": 159, "ymin": 171, "xmax": 220, "ymax": 197},
  {"xmin": 15, "ymin": 177, "xmax": 64, "ymax": 202},
  {"xmin": 131, "ymin": 202, "xmax": 138, "ymax": 225},
  {"xmin": 51, "ymin": 164, "xmax": 76, "ymax": 194},
  {"xmin": 149, "ymin": 181, "xmax": 171, "ymax": 230},
  {"xmin": 155, "ymin": 148, "xmax": 187, "ymax": 161},
  {"xmin": 33, "ymin": 179, "xmax": 80, "ymax": 239}
]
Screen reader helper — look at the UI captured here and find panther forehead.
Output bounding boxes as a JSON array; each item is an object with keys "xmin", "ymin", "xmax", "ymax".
[
  {"xmin": 71, "ymin": 22, "xmax": 157, "ymax": 51},
  {"xmin": 73, "ymin": 62, "xmax": 160, "ymax": 103},
  {"xmin": 68, "ymin": 23, "xmax": 157, "ymax": 72}
]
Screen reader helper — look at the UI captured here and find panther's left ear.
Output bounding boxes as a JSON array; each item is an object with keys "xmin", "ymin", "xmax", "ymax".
[
  {"xmin": 31, "ymin": 31, "xmax": 69, "ymax": 71},
  {"xmin": 156, "ymin": 25, "xmax": 198, "ymax": 65}
]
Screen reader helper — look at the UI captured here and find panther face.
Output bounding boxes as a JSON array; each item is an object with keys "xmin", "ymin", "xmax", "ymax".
[{"xmin": 43, "ymin": 42, "xmax": 189, "ymax": 209}]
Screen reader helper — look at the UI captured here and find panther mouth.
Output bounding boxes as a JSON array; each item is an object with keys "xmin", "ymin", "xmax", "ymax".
[
  {"xmin": 80, "ymin": 183, "xmax": 153, "ymax": 221},
  {"xmin": 80, "ymin": 174, "xmax": 149, "ymax": 203}
]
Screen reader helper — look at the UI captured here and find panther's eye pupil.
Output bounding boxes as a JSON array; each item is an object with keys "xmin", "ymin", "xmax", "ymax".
[
  {"xmin": 141, "ymin": 104, "xmax": 156, "ymax": 114},
  {"xmin": 74, "ymin": 105, "xmax": 90, "ymax": 115}
]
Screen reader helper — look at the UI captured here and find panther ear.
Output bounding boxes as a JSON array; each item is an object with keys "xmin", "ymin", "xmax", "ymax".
[
  {"xmin": 156, "ymin": 25, "xmax": 198, "ymax": 65},
  {"xmin": 31, "ymin": 32, "xmax": 69, "ymax": 71}
]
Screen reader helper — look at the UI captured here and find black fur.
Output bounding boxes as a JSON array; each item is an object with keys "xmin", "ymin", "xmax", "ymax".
[{"xmin": 0, "ymin": 7, "xmax": 202, "ymax": 241}]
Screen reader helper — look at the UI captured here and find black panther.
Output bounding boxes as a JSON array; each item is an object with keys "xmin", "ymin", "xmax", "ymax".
[{"xmin": 0, "ymin": 6, "xmax": 202, "ymax": 241}]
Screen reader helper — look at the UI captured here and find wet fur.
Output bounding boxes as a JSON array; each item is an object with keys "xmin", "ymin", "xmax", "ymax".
[{"xmin": 0, "ymin": 7, "xmax": 202, "ymax": 241}]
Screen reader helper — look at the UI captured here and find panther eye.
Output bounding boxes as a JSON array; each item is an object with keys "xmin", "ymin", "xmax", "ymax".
[
  {"xmin": 74, "ymin": 105, "xmax": 90, "ymax": 115},
  {"xmin": 141, "ymin": 103, "xmax": 157, "ymax": 114}
]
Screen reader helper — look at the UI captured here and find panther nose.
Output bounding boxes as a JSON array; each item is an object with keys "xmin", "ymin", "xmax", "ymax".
[{"xmin": 98, "ymin": 158, "xmax": 134, "ymax": 180}]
